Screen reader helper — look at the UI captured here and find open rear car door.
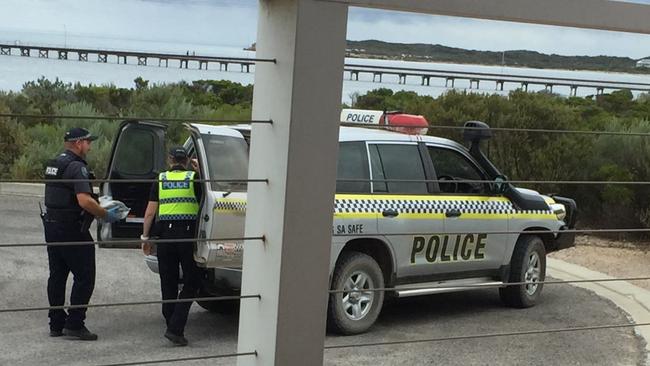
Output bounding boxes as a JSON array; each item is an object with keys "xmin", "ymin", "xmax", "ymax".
[{"xmin": 98, "ymin": 121, "xmax": 166, "ymax": 248}]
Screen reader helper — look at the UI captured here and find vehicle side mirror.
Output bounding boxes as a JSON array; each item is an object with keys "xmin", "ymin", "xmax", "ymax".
[{"xmin": 493, "ymin": 175, "xmax": 509, "ymax": 194}]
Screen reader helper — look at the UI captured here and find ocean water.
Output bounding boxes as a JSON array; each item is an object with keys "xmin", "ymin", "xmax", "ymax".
[{"xmin": 2, "ymin": 35, "xmax": 650, "ymax": 104}]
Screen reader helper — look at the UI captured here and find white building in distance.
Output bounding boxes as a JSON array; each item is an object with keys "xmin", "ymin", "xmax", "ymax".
[{"xmin": 636, "ymin": 58, "xmax": 650, "ymax": 67}]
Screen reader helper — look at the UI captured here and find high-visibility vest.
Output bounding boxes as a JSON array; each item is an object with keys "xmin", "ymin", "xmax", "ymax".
[{"xmin": 158, "ymin": 170, "xmax": 199, "ymax": 221}]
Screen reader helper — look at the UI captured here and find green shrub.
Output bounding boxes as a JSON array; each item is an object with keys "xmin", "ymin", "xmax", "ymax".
[{"xmin": 0, "ymin": 102, "xmax": 27, "ymax": 178}]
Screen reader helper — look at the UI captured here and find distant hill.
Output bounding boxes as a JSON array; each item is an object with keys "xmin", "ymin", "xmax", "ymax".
[{"xmin": 346, "ymin": 40, "xmax": 650, "ymax": 74}]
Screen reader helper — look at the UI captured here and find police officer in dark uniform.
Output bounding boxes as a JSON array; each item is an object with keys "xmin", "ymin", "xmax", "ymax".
[
  {"xmin": 43, "ymin": 127, "xmax": 121, "ymax": 341},
  {"xmin": 141, "ymin": 146, "xmax": 202, "ymax": 346}
]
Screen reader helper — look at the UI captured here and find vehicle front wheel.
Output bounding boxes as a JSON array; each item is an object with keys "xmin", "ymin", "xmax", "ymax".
[
  {"xmin": 327, "ymin": 251, "xmax": 384, "ymax": 335},
  {"xmin": 500, "ymin": 235, "xmax": 546, "ymax": 308}
]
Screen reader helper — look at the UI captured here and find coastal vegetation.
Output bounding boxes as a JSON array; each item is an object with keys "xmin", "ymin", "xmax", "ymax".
[
  {"xmin": 1, "ymin": 77, "xmax": 650, "ymax": 235},
  {"xmin": 0, "ymin": 77, "xmax": 252, "ymax": 180}
]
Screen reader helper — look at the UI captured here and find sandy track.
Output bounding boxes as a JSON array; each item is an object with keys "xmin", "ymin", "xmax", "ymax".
[{"xmin": 550, "ymin": 235, "xmax": 650, "ymax": 290}]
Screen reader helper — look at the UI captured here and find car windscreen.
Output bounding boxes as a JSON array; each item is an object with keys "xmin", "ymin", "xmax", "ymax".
[{"xmin": 203, "ymin": 134, "xmax": 249, "ymax": 192}]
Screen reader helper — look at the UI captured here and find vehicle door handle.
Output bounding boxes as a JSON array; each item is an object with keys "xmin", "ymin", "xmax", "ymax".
[
  {"xmin": 382, "ymin": 209, "xmax": 399, "ymax": 218},
  {"xmin": 445, "ymin": 209, "xmax": 462, "ymax": 218}
]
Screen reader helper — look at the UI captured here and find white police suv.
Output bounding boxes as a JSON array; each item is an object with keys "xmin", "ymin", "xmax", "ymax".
[{"xmin": 99, "ymin": 111, "xmax": 576, "ymax": 335}]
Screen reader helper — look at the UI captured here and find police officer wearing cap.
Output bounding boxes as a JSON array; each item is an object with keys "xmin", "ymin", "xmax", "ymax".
[
  {"xmin": 43, "ymin": 127, "xmax": 121, "ymax": 341},
  {"xmin": 141, "ymin": 146, "xmax": 202, "ymax": 346}
]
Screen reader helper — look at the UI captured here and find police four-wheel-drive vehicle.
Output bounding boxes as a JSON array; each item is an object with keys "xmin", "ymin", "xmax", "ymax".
[{"xmin": 99, "ymin": 109, "xmax": 577, "ymax": 335}]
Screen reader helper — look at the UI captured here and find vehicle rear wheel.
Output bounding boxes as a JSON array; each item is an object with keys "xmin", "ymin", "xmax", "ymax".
[
  {"xmin": 197, "ymin": 289, "xmax": 240, "ymax": 314},
  {"xmin": 500, "ymin": 235, "xmax": 546, "ymax": 308},
  {"xmin": 328, "ymin": 251, "xmax": 384, "ymax": 335}
]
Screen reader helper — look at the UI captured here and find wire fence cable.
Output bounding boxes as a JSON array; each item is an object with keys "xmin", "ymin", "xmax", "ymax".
[
  {"xmin": 96, "ymin": 351, "xmax": 257, "ymax": 366},
  {"xmin": 0, "ymin": 178, "xmax": 267, "ymax": 184},
  {"xmin": 333, "ymin": 228, "xmax": 650, "ymax": 238},
  {"xmin": 0, "ymin": 235, "xmax": 264, "ymax": 248},
  {"xmin": 0, "ymin": 294, "xmax": 261, "ymax": 313},
  {"xmin": 5, "ymin": 229, "xmax": 650, "ymax": 248},
  {"xmin": 6, "ymin": 177, "xmax": 650, "ymax": 185},
  {"xmin": 340, "ymin": 121, "xmax": 650, "ymax": 137},
  {"xmin": 326, "ymin": 276, "xmax": 650, "ymax": 294},
  {"xmin": 0, "ymin": 113, "xmax": 273, "ymax": 125},
  {"xmin": 1, "ymin": 113, "xmax": 649, "ymax": 137},
  {"xmin": 4, "ymin": 229, "xmax": 650, "ymax": 248},
  {"xmin": 324, "ymin": 322, "xmax": 650, "ymax": 350},
  {"xmin": 4, "ymin": 276, "xmax": 649, "ymax": 313},
  {"xmin": 335, "ymin": 178, "xmax": 650, "ymax": 185}
]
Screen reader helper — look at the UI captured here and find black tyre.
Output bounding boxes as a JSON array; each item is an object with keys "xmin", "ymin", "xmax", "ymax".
[
  {"xmin": 500, "ymin": 235, "xmax": 546, "ymax": 308},
  {"xmin": 197, "ymin": 289, "xmax": 240, "ymax": 314},
  {"xmin": 327, "ymin": 251, "xmax": 384, "ymax": 335}
]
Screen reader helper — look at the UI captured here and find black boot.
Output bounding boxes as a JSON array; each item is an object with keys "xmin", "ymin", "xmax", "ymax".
[
  {"xmin": 164, "ymin": 330, "xmax": 188, "ymax": 346},
  {"xmin": 63, "ymin": 326, "xmax": 98, "ymax": 341},
  {"xmin": 49, "ymin": 329, "xmax": 63, "ymax": 337}
]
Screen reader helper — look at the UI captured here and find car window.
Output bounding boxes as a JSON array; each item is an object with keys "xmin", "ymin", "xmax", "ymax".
[
  {"xmin": 336, "ymin": 142, "xmax": 370, "ymax": 193},
  {"xmin": 203, "ymin": 134, "xmax": 249, "ymax": 192},
  {"xmin": 114, "ymin": 128, "xmax": 155, "ymax": 175},
  {"xmin": 428, "ymin": 146, "xmax": 487, "ymax": 194},
  {"xmin": 370, "ymin": 144, "xmax": 427, "ymax": 194}
]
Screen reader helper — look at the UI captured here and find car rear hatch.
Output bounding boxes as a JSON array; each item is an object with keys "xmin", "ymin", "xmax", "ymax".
[{"xmin": 98, "ymin": 120, "xmax": 167, "ymax": 248}]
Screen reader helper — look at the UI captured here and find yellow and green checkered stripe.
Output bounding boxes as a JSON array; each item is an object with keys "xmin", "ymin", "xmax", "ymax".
[
  {"xmin": 334, "ymin": 194, "xmax": 555, "ymax": 220},
  {"xmin": 214, "ymin": 194, "xmax": 555, "ymax": 220},
  {"xmin": 215, "ymin": 199, "xmax": 247, "ymax": 212}
]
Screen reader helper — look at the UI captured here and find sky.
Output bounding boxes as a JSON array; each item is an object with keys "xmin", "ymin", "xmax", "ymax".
[{"xmin": 2, "ymin": 0, "xmax": 650, "ymax": 59}]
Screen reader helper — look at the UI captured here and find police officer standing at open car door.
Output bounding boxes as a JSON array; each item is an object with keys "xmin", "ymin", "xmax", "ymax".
[
  {"xmin": 141, "ymin": 146, "xmax": 202, "ymax": 347},
  {"xmin": 43, "ymin": 127, "xmax": 121, "ymax": 341}
]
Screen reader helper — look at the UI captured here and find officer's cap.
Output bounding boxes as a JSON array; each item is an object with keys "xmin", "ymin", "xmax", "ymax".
[
  {"xmin": 64, "ymin": 127, "xmax": 98, "ymax": 142},
  {"xmin": 168, "ymin": 146, "xmax": 188, "ymax": 160}
]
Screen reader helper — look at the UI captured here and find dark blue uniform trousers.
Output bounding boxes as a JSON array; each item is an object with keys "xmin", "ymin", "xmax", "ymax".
[
  {"xmin": 156, "ymin": 222, "xmax": 200, "ymax": 336},
  {"xmin": 44, "ymin": 221, "xmax": 95, "ymax": 331}
]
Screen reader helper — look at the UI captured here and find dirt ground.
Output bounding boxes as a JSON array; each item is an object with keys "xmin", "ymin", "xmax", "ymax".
[{"xmin": 550, "ymin": 235, "xmax": 650, "ymax": 290}]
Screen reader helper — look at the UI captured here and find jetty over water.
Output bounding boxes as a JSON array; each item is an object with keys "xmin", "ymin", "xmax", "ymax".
[
  {"xmin": 344, "ymin": 64, "xmax": 650, "ymax": 96},
  {"xmin": 3, "ymin": 43, "xmax": 650, "ymax": 96},
  {"xmin": 0, "ymin": 43, "xmax": 268, "ymax": 72}
]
